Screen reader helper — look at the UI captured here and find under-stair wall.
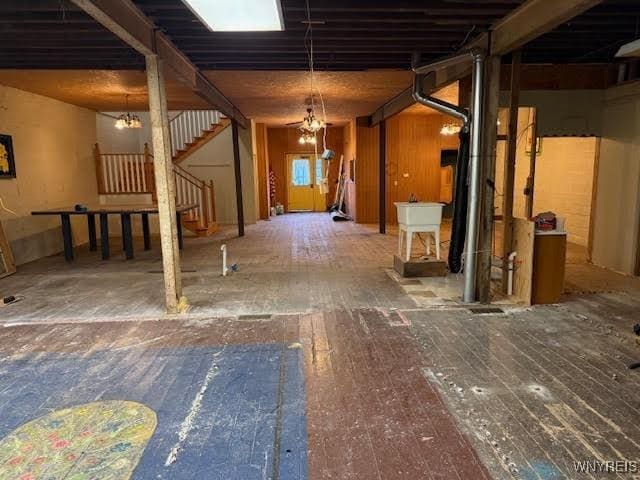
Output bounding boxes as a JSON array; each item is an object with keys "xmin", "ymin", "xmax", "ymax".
[{"xmin": 179, "ymin": 121, "xmax": 258, "ymax": 225}]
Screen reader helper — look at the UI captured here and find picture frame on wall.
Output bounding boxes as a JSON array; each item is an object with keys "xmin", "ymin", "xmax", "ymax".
[{"xmin": 0, "ymin": 134, "xmax": 16, "ymax": 179}]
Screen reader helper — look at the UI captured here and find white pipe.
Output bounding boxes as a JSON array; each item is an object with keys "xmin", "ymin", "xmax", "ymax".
[
  {"xmin": 221, "ymin": 244, "xmax": 228, "ymax": 276},
  {"xmin": 507, "ymin": 251, "xmax": 517, "ymax": 296}
]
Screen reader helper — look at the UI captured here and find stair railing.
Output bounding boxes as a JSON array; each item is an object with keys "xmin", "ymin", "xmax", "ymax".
[
  {"xmin": 169, "ymin": 110, "xmax": 221, "ymax": 158},
  {"xmin": 173, "ymin": 163, "xmax": 216, "ymax": 229},
  {"xmin": 94, "ymin": 143, "xmax": 216, "ymax": 229},
  {"xmin": 94, "ymin": 143, "xmax": 155, "ymax": 196}
]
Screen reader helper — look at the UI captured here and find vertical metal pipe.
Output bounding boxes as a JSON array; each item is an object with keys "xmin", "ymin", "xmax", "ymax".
[
  {"xmin": 463, "ymin": 51, "xmax": 486, "ymax": 303},
  {"xmin": 379, "ymin": 119, "xmax": 386, "ymax": 234}
]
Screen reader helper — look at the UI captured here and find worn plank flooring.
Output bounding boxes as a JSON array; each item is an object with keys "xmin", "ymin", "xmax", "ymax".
[
  {"xmin": 408, "ymin": 293, "xmax": 640, "ymax": 480},
  {"xmin": 0, "ymin": 214, "xmax": 421, "ymax": 324},
  {"xmin": 2, "ymin": 213, "xmax": 640, "ymax": 479},
  {"xmin": 0, "ymin": 309, "xmax": 489, "ymax": 479}
]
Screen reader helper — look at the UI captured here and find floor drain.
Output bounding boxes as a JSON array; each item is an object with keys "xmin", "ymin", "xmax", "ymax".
[
  {"xmin": 147, "ymin": 269, "xmax": 197, "ymax": 273},
  {"xmin": 238, "ymin": 314, "xmax": 273, "ymax": 320},
  {"xmin": 468, "ymin": 307, "xmax": 504, "ymax": 315}
]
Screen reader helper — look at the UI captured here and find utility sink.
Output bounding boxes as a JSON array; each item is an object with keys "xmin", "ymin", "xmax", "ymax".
[
  {"xmin": 394, "ymin": 202, "xmax": 444, "ymax": 261},
  {"xmin": 394, "ymin": 202, "xmax": 443, "ymax": 227}
]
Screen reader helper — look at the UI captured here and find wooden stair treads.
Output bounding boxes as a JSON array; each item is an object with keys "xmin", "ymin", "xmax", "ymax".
[
  {"xmin": 173, "ymin": 118, "xmax": 231, "ymax": 165},
  {"xmin": 180, "ymin": 213, "xmax": 218, "ymax": 237}
]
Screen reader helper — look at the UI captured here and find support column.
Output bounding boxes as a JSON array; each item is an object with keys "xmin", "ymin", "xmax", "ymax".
[
  {"xmin": 145, "ymin": 54, "xmax": 184, "ymax": 313},
  {"xmin": 476, "ymin": 55, "xmax": 502, "ymax": 303},
  {"xmin": 379, "ymin": 119, "xmax": 386, "ymax": 234},
  {"xmin": 524, "ymin": 109, "xmax": 539, "ymax": 219},
  {"xmin": 501, "ymin": 51, "xmax": 522, "ymax": 293},
  {"xmin": 232, "ymin": 119, "xmax": 245, "ymax": 237}
]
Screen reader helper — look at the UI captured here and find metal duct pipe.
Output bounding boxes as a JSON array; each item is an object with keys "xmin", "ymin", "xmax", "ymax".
[
  {"xmin": 412, "ymin": 74, "xmax": 469, "ymax": 126},
  {"xmin": 412, "ymin": 49, "xmax": 486, "ymax": 302},
  {"xmin": 413, "ymin": 73, "xmax": 470, "ymax": 274},
  {"xmin": 463, "ymin": 50, "xmax": 486, "ymax": 303}
]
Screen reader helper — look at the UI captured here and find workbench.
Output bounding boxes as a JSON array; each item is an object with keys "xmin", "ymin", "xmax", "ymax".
[{"xmin": 31, "ymin": 204, "xmax": 197, "ymax": 261}]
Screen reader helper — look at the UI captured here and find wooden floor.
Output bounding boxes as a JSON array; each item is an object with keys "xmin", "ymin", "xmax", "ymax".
[{"xmin": 1, "ymin": 213, "xmax": 640, "ymax": 479}]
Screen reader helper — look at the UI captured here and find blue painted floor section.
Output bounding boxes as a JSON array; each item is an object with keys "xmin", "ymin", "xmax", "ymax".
[{"xmin": 0, "ymin": 343, "xmax": 308, "ymax": 479}]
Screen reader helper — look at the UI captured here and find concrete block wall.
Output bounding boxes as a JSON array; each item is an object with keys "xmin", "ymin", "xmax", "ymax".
[{"xmin": 495, "ymin": 108, "xmax": 597, "ymax": 247}]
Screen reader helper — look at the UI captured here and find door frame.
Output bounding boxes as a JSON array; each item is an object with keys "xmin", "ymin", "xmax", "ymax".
[{"xmin": 285, "ymin": 152, "xmax": 326, "ymax": 212}]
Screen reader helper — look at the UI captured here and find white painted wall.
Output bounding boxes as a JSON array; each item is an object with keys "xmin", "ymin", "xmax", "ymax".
[
  {"xmin": 181, "ymin": 124, "xmax": 257, "ymax": 225},
  {"xmin": 591, "ymin": 82, "xmax": 640, "ymax": 275},
  {"xmin": 0, "ymin": 84, "xmax": 98, "ymax": 264}
]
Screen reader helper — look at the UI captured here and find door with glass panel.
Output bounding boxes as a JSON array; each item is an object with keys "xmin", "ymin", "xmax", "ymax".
[{"xmin": 287, "ymin": 154, "xmax": 326, "ymax": 212}]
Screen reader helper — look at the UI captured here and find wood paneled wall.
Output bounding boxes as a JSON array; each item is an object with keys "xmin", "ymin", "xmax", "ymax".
[
  {"xmin": 266, "ymin": 127, "xmax": 344, "ymax": 212},
  {"xmin": 255, "ymin": 122, "xmax": 270, "ymax": 219},
  {"xmin": 355, "ymin": 122, "xmax": 380, "ymax": 224},
  {"xmin": 354, "ymin": 113, "xmax": 460, "ymax": 225}
]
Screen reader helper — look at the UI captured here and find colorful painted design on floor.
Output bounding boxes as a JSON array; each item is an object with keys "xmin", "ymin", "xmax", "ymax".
[
  {"xmin": 0, "ymin": 344, "xmax": 307, "ymax": 479},
  {"xmin": 0, "ymin": 401, "xmax": 156, "ymax": 480}
]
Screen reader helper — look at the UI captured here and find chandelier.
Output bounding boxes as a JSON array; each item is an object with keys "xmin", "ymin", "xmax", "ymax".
[
  {"xmin": 440, "ymin": 123, "xmax": 461, "ymax": 136},
  {"xmin": 298, "ymin": 129, "xmax": 317, "ymax": 145},
  {"xmin": 115, "ymin": 95, "xmax": 142, "ymax": 129},
  {"xmin": 301, "ymin": 108, "xmax": 324, "ymax": 132}
]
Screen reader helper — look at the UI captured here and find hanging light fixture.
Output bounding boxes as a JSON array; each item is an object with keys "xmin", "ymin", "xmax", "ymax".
[
  {"xmin": 301, "ymin": 108, "xmax": 324, "ymax": 133},
  {"xmin": 298, "ymin": 128, "xmax": 317, "ymax": 145},
  {"xmin": 440, "ymin": 123, "xmax": 462, "ymax": 136},
  {"xmin": 115, "ymin": 95, "xmax": 142, "ymax": 129}
]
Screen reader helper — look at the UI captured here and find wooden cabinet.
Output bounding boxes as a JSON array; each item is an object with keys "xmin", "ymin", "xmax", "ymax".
[{"xmin": 532, "ymin": 232, "xmax": 567, "ymax": 304}]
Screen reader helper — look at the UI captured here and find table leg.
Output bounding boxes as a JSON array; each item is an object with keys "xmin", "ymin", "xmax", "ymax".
[
  {"xmin": 121, "ymin": 217, "xmax": 126, "ymax": 251},
  {"xmin": 100, "ymin": 213, "xmax": 110, "ymax": 260},
  {"xmin": 142, "ymin": 213, "xmax": 151, "ymax": 251},
  {"xmin": 87, "ymin": 214, "xmax": 97, "ymax": 251},
  {"xmin": 176, "ymin": 211, "xmax": 184, "ymax": 250},
  {"xmin": 122, "ymin": 213, "xmax": 134, "ymax": 260},
  {"xmin": 61, "ymin": 214, "xmax": 74, "ymax": 262}
]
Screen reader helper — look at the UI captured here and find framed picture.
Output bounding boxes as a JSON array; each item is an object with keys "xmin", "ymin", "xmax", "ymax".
[{"xmin": 0, "ymin": 134, "xmax": 16, "ymax": 178}]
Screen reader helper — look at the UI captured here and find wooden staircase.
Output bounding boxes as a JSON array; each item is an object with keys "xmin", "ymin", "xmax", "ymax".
[
  {"xmin": 173, "ymin": 163, "xmax": 218, "ymax": 237},
  {"xmin": 173, "ymin": 118, "xmax": 230, "ymax": 165},
  {"xmin": 94, "ymin": 110, "xmax": 228, "ymax": 238}
]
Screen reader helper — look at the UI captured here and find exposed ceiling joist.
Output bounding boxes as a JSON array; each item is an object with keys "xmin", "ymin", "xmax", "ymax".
[
  {"xmin": 470, "ymin": 0, "xmax": 605, "ymax": 54},
  {"xmin": 368, "ymin": 0, "xmax": 605, "ymax": 125},
  {"xmin": 69, "ymin": 0, "xmax": 248, "ymax": 128}
]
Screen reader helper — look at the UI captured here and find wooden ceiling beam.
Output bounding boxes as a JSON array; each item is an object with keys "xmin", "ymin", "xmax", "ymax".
[
  {"xmin": 468, "ymin": 0, "xmax": 604, "ymax": 54},
  {"xmin": 69, "ymin": 0, "xmax": 247, "ymax": 127},
  {"xmin": 367, "ymin": 0, "xmax": 604, "ymax": 125},
  {"xmin": 369, "ymin": 61, "xmax": 471, "ymax": 126}
]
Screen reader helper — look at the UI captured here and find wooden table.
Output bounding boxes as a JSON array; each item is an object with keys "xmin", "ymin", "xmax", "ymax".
[{"xmin": 31, "ymin": 204, "xmax": 197, "ymax": 261}]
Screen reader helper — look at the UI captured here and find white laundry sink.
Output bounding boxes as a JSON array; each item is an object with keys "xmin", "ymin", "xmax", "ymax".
[{"xmin": 394, "ymin": 202, "xmax": 443, "ymax": 227}]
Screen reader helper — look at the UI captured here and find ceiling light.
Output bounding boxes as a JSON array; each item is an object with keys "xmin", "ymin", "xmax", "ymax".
[
  {"xmin": 114, "ymin": 95, "xmax": 142, "ymax": 129},
  {"xmin": 298, "ymin": 130, "xmax": 317, "ymax": 145},
  {"xmin": 182, "ymin": 0, "xmax": 284, "ymax": 32},
  {"xmin": 440, "ymin": 123, "xmax": 461, "ymax": 136}
]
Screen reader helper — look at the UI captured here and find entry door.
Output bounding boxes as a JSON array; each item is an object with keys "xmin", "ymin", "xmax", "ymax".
[{"xmin": 287, "ymin": 154, "xmax": 326, "ymax": 212}]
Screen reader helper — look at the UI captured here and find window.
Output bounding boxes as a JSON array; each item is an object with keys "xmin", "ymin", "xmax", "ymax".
[{"xmin": 292, "ymin": 159, "xmax": 311, "ymax": 186}]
